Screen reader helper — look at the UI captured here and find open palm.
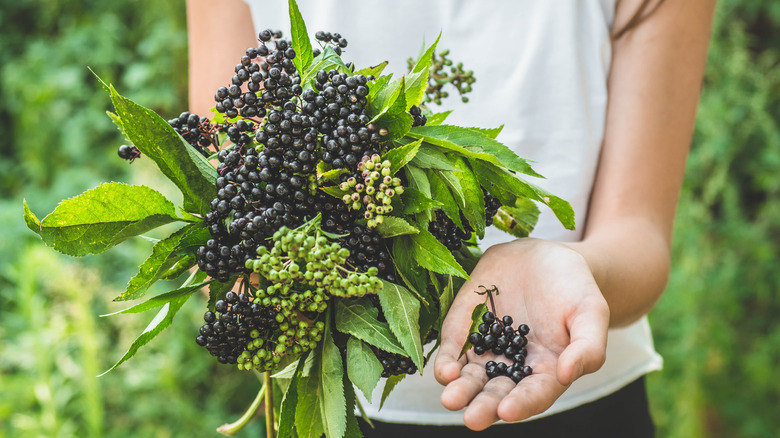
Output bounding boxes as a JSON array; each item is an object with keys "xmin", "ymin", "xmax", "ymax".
[{"xmin": 434, "ymin": 238, "xmax": 610, "ymax": 431}]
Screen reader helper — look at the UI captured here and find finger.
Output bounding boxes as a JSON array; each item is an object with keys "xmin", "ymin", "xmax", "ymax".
[
  {"xmin": 462, "ymin": 377, "xmax": 517, "ymax": 431},
  {"xmin": 496, "ymin": 372, "xmax": 567, "ymax": 422},
  {"xmin": 557, "ymin": 297, "xmax": 609, "ymax": 386},
  {"xmin": 440, "ymin": 362, "xmax": 489, "ymax": 411},
  {"xmin": 434, "ymin": 284, "xmax": 481, "ymax": 385}
]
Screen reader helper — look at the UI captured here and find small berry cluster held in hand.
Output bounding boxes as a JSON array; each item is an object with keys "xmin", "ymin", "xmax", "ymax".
[
  {"xmin": 468, "ymin": 286, "xmax": 533, "ymax": 383},
  {"xmin": 336, "ymin": 154, "xmax": 404, "ymax": 228}
]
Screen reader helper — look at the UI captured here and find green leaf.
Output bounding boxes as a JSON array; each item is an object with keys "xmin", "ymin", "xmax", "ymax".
[
  {"xmin": 409, "ymin": 146, "xmax": 460, "ymax": 171},
  {"xmin": 404, "ymin": 164, "xmax": 431, "ymax": 198},
  {"xmin": 410, "ymin": 229, "xmax": 470, "ymax": 279},
  {"xmin": 382, "ymin": 138, "xmax": 422, "ymax": 174},
  {"xmin": 99, "ymin": 291, "xmax": 195, "ymax": 376},
  {"xmin": 318, "ymin": 312, "xmax": 347, "ymax": 438},
  {"xmin": 428, "ymin": 170, "xmax": 463, "ymax": 230},
  {"xmin": 380, "ymin": 374, "xmax": 406, "ymax": 409},
  {"xmin": 116, "ymin": 223, "xmax": 201, "ymax": 301},
  {"xmin": 468, "ymin": 125, "xmax": 504, "ymax": 139},
  {"xmin": 373, "ymin": 76, "xmax": 413, "ymax": 140},
  {"xmin": 22, "ymin": 199, "xmax": 40, "ymax": 232},
  {"xmin": 288, "ymin": 0, "xmax": 313, "ymax": 73},
  {"xmin": 320, "ymin": 185, "xmax": 346, "ymax": 199},
  {"xmin": 375, "ymin": 216, "xmax": 419, "ymax": 238},
  {"xmin": 347, "ymin": 337, "xmax": 383, "ymax": 403},
  {"xmin": 296, "ymin": 373, "xmax": 324, "ymax": 438},
  {"xmin": 334, "ymin": 298, "xmax": 407, "ymax": 356},
  {"xmin": 26, "ymin": 182, "xmax": 184, "ymax": 257},
  {"xmin": 343, "ymin": 375, "xmax": 363, "ymax": 438},
  {"xmin": 367, "ymin": 74, "xmax": 393, "ymax": 105},
  {"xmin": 109, "ymin": 86, "xmax": 217, "ymax": 215},
  {"xmin": 437, "ymin": 275, "xmax": 455, "ymax": 329},
  {"xmin": 278, "ymin": 352, "xmax": 308, "ymax": 438},
  {"xmin": 470, "ymin": 159, "xmax": 575, "ymax": 230},
  {"xmin": 301, "ymin": 46, "xmax": 350, "ymax": 89},
  {"xmin": 435, "ymin": 169, "xmax": 466, "ymax": 208},
  {"xmin": 391, "ymin": 236, "xmax": 428, "ymax": 294},
  {"xmin": 355, "ymin": 61, "xmax": 388, "ymax": 78},
  {"xmin": 399, "ymin": 187, "xmax": 441, "ymax": 216},
  {"xmin": 493, "ymin": 198, "xmax": 541, "ymax": 238},
  {"xmin": 377, "ymin": 280, "xmax": 424, "ymax": 371},
  {"xmin": 453, "ymin": 157, "xmax": 486, "ymax": 238},
  {"xmin": 102, "ymin": 280, "xmax": 208, "ymax": 316},
  {"xmin": 317, "ymin": 161, "xmax": 350, "ymax": 183},
  {"xmin": 459, "ymin": 300, "xmax": 488, "ymax": 359},
  {"xmin": 404, "ymin": 32, "xmax": 441, "ymax": 109},
  {"xmin": 426, "ymin": 111, "xmax": 452, "ymax": 125},
  {"xmin": 408, "ymin": 125, "xmax": 542, "ymax": 177},
  {"xmin": 158, "ymin": 255, "xmax": 196, "ymax": 281}
]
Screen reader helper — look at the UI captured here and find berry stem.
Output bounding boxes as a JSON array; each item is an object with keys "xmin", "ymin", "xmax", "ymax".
[{"xmin": 215, "ymin": 384, "xmax": 266, "ymax": 436}]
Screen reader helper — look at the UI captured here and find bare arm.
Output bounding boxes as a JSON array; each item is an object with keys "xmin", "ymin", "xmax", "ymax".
[
  {"xmin": 569, "ymin": 0, "xmax": 716, "ymax": 327},
  {"xmin": 434, "ymin": 0, "xmax": 715, "ymax": 429},
  {"xmin": 186, "ymin": 0, "xmax": 256, "ymax": 116}
]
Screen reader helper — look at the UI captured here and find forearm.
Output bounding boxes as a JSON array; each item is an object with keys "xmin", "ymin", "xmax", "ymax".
[{"xmin": 565, "ymin": 218, "xmax": 670, "ymax": 327}]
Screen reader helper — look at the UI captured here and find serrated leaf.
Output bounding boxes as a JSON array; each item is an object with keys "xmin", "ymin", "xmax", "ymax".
[
  {"xmin": 427, "ymin": 111, "xmax": 452, "ymax": 126},
  {"xmin": 410, "ymin": 229, "xmax": 470, "ymax": 279},
  {"xmin": 158, "ymin": 255, "xmax": 197, "ymax": 281},
  {"xmin": 103, "ymin": 280, "xmax": 208, "ymax": 316},
  {"xmin": 408, "ymin": 125, "xmax": 542, "ymax": 178},
  {"xmin": 458, "ymin": 300, "xmax": 488, "ymax": 359},
  {"xmin": 453, "ymin": 157, "xmax": 486, "ymax": 238},
  {"xmin": 355, "ymin": 61, "xmax": 388, "ymax": 78},
  {"xmin": 377, "ymin": 280, "xmax": 424, "ymax": 371},
  {"xmin": 278, "ymin": 352, "xmax": 308, "ymax": 438},
  {"xmin": 375, "ymin": 216, "xmax": 419, "ymax": 238},
  {"xmin": 382, "ymin": 138, "xmax": 422, "ymax": 174},
  {"xmin": 437, "ymin": 275, "xmax": 455, "ymax": 329},
  {"xmin": 380, "ymin": 374, "xmax": 406, "ymax": 409},
  {"xmin": 319, "ymin": 312, "xmax": 346, "ymax": 438},
  {"xmin": 347, "ymin": 337, "xmax": 383, "ymax": 403},
  {"xmin": 470, "ymin": 159, "xmax": 575, "ymax": 230},
  {"xmin": 391, "ymin": 236, "xmax": 428, "ymax": 295},
  {"xmin": 99, "ymin": 291, "xmax": 194, "ymax": 376},
  {"xmin": 317, "ymin": 161, "xmax": 349, "ymax": 182},
  {"xmin": 428, "ymin": 170, "xmax": 463, "ymax": 230},
  {"xmin": 343, "ymin": 375, "xmax": 362, "ymax": 438},
  {"xmin": 367, "ymin": 74, "xmax": 393, "ymax": 105},
  {"xmin": 296, "ymin": 373, "xmax": 324, "ymax": 438},
  {"xmin": 116, "ymin": 223, "xmax": 200, "ymax": 301},
  {"xmin": 404, "ymin": 32, "xmax": 440, "ymax": 109},
  {"xmin": 109, "ymin": 86, "xmax": 217, "ymax": 215},
  {"xmin": 435, "ymin": 169, "xmax": 466, "ymax": 208},
  {"xmin": 468, "ymin": 126, "xmax": 504, "ymax": 139},
  {"xmin": 493, "ymin": 198, "xmax": 540, "ymax": 238},
  {"xmin": 335, "ymin": 299, "xmax": 407, "ymax": 356},
  {"xmin": 373, "ymin": 76, "xmax": 413, "ymax": 140},
  {"xmin": 404, "ymin": 164, "xmax": 431, "ymax": 198},
  {"xmin": 25, "ymin": 182, "xmax": 184, "ymax": 257},
  {"xmin": 288, "ymin": 0, "xmax": 313, "ymax": 73},
  {"xmin": 409, "ymin": 146, "xmax": 460, "ymax": 171},
  {"xmin": 399, "ymin": 187, "xmax": 441, "ymax": 216}
]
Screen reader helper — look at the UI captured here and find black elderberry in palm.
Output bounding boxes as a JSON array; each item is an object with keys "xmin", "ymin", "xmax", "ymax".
[{"xmin": 467, "ymin": 305, "xmax": 533, "ymax": 382}]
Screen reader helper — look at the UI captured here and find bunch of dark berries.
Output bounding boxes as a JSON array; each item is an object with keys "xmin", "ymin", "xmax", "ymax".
[
  {"xmin": 429, "ymin": 190, "xmax": 502, "ymax": 251},
  {"xmin": 468, "ymin": 286, "xmax": 533, "ymax": 383},
  {"xmin": 195, "ymin": 290, "xmax": 280, "ymax": 365},
  {"xmin": 314, "ymin": 30, "xmax": 348, "ymax": 56},
  {"xmin": 374, "ymin": 348, "xmax": 418, "ymax": 377},
  {"xmin": 168, "ymin": 111, "xmax": 215, "ymax": 158}
]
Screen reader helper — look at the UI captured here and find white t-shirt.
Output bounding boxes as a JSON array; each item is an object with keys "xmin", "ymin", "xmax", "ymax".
[{"xmin": 243, "ymin": 0, "xmax": 663, "ymax": 424}]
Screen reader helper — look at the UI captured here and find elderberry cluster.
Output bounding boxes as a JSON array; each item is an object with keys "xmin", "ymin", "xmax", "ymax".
[
  {"xmin": 469, "ymin": 311, "xmax": 532, "ymax": 383},
  {"xmin": 168, "ymin": 111, "xmax": 214, "ymax": 158},
  {"xmin": 195, "ymin": 291, "xmax": 280, "ymax": 365},
  {"xmin": 410, "ymin": 105, "xmax": 427, "ymax": 127},
  {"xmin": 237, "ymin": 316, "xmax": 325, "ymax": 372},
  {"xmin": 305, "ymin": 71, "xmax": 380, "ymax": 171},
  {"xmin": 428, "ymin": 190, "xmax": 502, "ymax": 251},
  {"xmin": 314, "ymin": 30, "xmax": 348, "ymax": 56},
  {"xmin": 375, "ymin": 348, "xmax": 418, "ymax": 377},
  {"xmin": 340, "ymin": 224, "xmax": 395, "ymax": 282}
]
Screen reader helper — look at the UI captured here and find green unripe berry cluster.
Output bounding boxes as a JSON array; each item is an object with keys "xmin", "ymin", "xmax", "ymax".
[
  {"xmin": 337, "ymin": 154, "xmax": 405, "ymax": 228},
  {"xmin": 236, "ymin": 319, "xmax": 326, "ymax": 372}
]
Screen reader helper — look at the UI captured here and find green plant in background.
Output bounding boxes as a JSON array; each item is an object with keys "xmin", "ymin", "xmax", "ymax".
[{"xmin": 648, "ymin": 1, "xmax": 780, "ymax": 437}]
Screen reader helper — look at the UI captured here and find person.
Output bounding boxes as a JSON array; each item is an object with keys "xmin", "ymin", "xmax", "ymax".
[{"xmin": 186, "ymin": 0, "xmax": 715, "ymax": 435}]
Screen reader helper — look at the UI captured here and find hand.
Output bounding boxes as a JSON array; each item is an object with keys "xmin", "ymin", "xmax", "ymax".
[{"xmin": 433, "ymin": 238, "xmax": 610, "ymax": 430}]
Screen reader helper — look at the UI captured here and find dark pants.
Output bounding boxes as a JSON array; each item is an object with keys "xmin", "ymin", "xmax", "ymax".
[{"xmin": 358, "ymin": 377, "xmax": 654, "ymax": 438}]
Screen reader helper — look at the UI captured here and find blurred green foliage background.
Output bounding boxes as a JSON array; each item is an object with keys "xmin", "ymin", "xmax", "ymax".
[{"xmin": 0, "ymin": 0, "xmax": 777, "ymax": 437}]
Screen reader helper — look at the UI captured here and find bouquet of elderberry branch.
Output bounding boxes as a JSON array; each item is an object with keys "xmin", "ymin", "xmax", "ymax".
[{"xmin": 23, "ymin": 1, "xmax": 574, "ymax": 436}]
